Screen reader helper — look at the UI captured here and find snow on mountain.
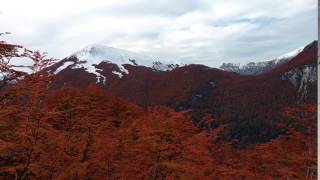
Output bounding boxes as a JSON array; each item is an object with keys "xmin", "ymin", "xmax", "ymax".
[
  {"xmin": 220, "ymin": 60, "xmax": 280, "ymax": 75},
  {"xmin": 220, "ymin": 45, "xmax": 306, "ymax": 75},
  {"xmin": 152, "ymin": 61, "xmax": 180, "ymax": 71},
  {"xmin": 55, "ymin": 44, "xmax": 180, "ymax": 82},
  {"xmin": 275, "ymin": 46, "xmax": 304, "ymax": 62},
  {"xmin": 73, "ymin": 44, "xmax": 152, "ymax": 71},
  {"xmin": 54, "ymin": 61, "xmax": 74, "ymax": 74}
]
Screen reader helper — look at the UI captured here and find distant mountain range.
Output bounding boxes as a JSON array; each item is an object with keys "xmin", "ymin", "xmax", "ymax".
[
  {"xmin": 11, "ymin": 41, "xmax": 315, "ymax": 80},
  {"xmin": 48, "ymin": 41, "xmax": 315, "ymax": 80},
  {"xmin": 47, "ymin": 41, "xmax": 317, "ymax": 96},
  {"xmin": 219, "ymin": 45, "xmax": 306, "ymax": 75}
]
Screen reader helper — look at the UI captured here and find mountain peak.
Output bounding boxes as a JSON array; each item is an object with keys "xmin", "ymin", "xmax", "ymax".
[
  {"xmin": 51, "ymin": 44, "xmax": 181, "ymax": 84},
  {"xmin": 72, "ymin": 44, "xmax": 153, "ymax": 66},
  {"xmin": 72, "ymin": 44, "xmax": 181, "ymax": 70}
]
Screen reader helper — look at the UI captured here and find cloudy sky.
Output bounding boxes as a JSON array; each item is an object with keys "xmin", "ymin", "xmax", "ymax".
[{"xmin": 0, "ymin": 0, "xmax": 317, "ymax": 67}]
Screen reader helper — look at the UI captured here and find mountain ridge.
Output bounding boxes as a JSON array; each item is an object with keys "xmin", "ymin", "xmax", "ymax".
[{"xmin": 219, "ymin": 42, "xmax": 313, "ymax": 75}]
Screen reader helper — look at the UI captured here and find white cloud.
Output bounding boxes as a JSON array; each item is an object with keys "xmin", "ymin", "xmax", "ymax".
[{"xmin": 0, "ymin": 0, "xmax": 317, "ymax": 67}]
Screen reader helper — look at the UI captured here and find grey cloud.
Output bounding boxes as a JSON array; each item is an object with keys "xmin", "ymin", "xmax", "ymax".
[
  {"xmin": 212, "ymin": 17, "xmax": 279, "ymax": 28},
  {"xmin": 212, "ymin": 10, "xmax": 317, "ymax": 63},
  {"xmin": 95, "ymin": 0, "xmax": 209, "ymax": 17}
]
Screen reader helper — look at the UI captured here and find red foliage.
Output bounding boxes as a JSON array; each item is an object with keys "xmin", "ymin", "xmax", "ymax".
[{"xmin": 0, "ymin": 81, "xmax": 316, "ymax": 179}]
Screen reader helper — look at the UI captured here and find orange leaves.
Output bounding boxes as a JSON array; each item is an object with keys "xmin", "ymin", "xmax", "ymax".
[{"xmin": 0, "ymin": 85, "xmax": 317, "ymax": 179}]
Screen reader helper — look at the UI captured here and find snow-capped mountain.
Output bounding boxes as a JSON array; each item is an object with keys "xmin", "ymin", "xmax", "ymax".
[
  {"xmin": 220, "ymin": 46, "xmax": 305, "ymax": 75},
  {"xmin": 52, "ymin": 44, "xmax": 180, "ymax": 83},
  {"xmin": 73, "ymin": 44, "xmax": 180, "ymax": 71}
]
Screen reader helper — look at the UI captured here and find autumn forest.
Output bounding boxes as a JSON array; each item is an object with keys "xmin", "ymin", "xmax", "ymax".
[{"xmin": 0, "ymin": 32, "xmax": 317, "ymax": 180}]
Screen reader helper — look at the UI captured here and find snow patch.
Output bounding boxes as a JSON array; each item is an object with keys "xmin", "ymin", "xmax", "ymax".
[
  {"xmin": 112, "ymin": 71, "xmax": 124, "ymax": 78},
  {"xmin": 54, "ymin": 61, "xmax": 74, "ymax": 74},
  {"xmin": 72, "ymin": 62, "xmax": 106, "ymax": 84}
]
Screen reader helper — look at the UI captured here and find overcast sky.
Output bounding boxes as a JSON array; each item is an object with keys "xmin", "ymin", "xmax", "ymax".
[{"xmin": 0, "ymin": 0, "xmax": 317, "ymax": 67}]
